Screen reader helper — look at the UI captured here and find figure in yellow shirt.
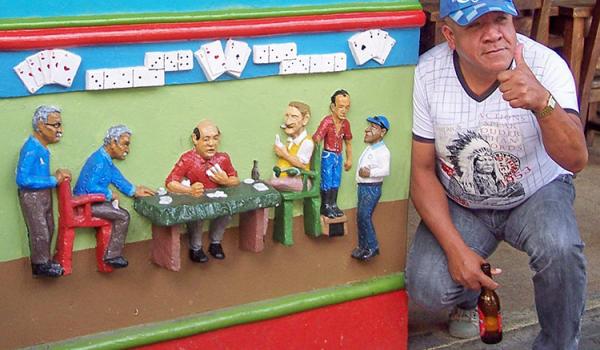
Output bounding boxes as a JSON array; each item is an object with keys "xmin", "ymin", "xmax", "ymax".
[{"xmin": 269, "ymin": 101, "xmax": 315, "ymax": 192}]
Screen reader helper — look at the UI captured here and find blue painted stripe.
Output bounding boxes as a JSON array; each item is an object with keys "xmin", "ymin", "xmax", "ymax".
[
  {"xmin": 0, "ymin": 0, "xmax": 407, "ymax": 19},
  {"xmin": 0, "ymin": 28, "xmax": 419, "ymax": 98}
]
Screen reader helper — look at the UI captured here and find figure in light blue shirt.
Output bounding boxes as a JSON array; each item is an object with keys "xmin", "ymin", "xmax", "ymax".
[
  {"xmin": 74, "ymin": 125, "xmax": 155, "ymax": 269},
  {"xmin": 16, "ymin": 105, "xmax": 71, "ymax": 278}
]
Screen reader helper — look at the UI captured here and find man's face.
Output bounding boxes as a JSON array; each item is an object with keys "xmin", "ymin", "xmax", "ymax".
[
  {"xmin": 443, "ymin": 12, "xmax": 517, "ymax": 76},
  {"xmin": 108, "ymin": 134, "xmax": 131, "ymax": 160},
  {"xmin": 281, "ymin": 105, "xmax": 307, "ymax": 138},
  {"xmin": 37, "ymin": 112, "xmax": 63, "ymax": 145},
  {"xmin": 364, "ymin": 122, "xmax": 385, "ymax": 144},
  {"xmin": 194, "ymin": 123, "xmax": 220, "ymax": 159},
  {"xmin": 331, "ymin": 94, "xmax": 351, "ymax": 120}
]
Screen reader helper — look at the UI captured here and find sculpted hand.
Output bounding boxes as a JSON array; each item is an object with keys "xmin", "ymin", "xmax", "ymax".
[
  {"xmin": 55, "ymin": 169, "xmax": 71, "ymax": 183},
  {"xmin": 497, "ymin": 43, "xmax": 549, "ymax": 112},
  {"xmin": 210, "ymin": 169, "xmax": 230, "ymax": 186},
  {"xmin": 274, "ymin": 145, "xmax": 289, "ymax": 158},
  {"xmin": 190, "ymin": 182, "xmax": 204, "ymax": 197},
  {"xmin": 135, "ymin": 185, "xmax": 156, "ymax": 197},
  {"xmin": 358, "ymin": 166, "xmax": 370, "ymax": 178},
  {"xmin": 344, "ymin": 159, "xmax": 352, "ymax": 171},
  {"xmin": 447, "ymin": 247, "xmax": 499, "ymax": 291}
]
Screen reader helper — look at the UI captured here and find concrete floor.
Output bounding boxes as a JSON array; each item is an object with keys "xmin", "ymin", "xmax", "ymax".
[{"xmin": 407, "ymin": 136, "xmax": 600, "ymax": 349}]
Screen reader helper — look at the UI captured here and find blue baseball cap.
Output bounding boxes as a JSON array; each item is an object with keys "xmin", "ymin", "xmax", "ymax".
[
  {"xmin": 367, "ymin": 115, "xmax": 390, "ymax": 131},
  {"xmin": 440, "ymin": 0, "xmax": 518, "ymax": 26}
]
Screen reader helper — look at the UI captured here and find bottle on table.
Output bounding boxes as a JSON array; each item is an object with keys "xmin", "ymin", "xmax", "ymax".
[
  {"xmin": 251, "ymin": 160, "xmax": 260, "ymax": 181},
  {"xmin": 478, "ymin": 262, "xmax": 502, "ymax": 344}
]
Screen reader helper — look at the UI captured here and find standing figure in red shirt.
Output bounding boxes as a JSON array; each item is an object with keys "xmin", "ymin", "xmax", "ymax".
[
  {"xmin": 166, "ymin": 120, "xmax": 240, "ymax": 263},
  {"xmin": 313, "ymin": 89, "xmax": 353, "ymax": 218}
]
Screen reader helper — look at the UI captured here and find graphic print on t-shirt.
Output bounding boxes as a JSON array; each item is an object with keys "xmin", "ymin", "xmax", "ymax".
[{"xmin": 440, "ymin": 130, "xmax": 525, "ymax": 207}]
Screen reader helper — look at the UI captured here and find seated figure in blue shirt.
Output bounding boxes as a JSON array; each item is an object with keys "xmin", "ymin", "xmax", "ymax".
[
  {"xmin": 16, "ymin": 105, "xmax": 72, "ymax": 278},
  {"xmin": 74, "ymin": 125, "xmax": 155, "ymax": 268}
]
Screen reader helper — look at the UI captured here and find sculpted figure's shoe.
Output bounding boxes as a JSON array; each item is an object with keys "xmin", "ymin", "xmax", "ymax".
[
  {"xmin": 104, "ymin": 256, "xmax": 129, "ymax": 268},
  {"xmin": 208, "ymin": 243, "xmax": 225, "ymax": 260},
  {"xmin": 189, "ymin": 248, "xmax": 209, "ymax": 263},
  {"xmin": 358, "ymin": 248, "xmax": 380, "ymax": 261},
  {"xmin": 351, "ymin": 247, "xmax": 366, "ymax": 259},
  {"xmin": 32, "ymin": 262, "xmax": 64, "ymax": 277}
]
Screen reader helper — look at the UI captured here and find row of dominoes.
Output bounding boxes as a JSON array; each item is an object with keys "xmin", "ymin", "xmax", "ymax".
[
  {"xmin": 86, "ymin": 67, "xmax": 165, "ymax": 90},
  {"xmin": 144, "ymin": 50, "xmax": 194, "ymax": 72},
  {"xmin": 279, "ymin": 53, "xmax": 347, "ymax": 75},
  {"xmin": 252, "ymin": 43, "xmax": 298, "ymax": 64},
  {"xmin": 14, "ymin": 49, "xmax": 82, "ymax": 94}
]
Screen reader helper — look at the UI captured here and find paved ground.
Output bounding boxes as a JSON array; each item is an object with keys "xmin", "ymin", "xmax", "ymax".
[{"xmin": 407, "ymin": 138, "xmax": 600, "ymax": 349}]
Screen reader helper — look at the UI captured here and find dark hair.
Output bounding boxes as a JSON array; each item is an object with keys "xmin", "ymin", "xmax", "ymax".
[
  {"xmin": 193, "ymin": 127, "xmax": 200, "ymax": 140},
  {"xmin": 330, "ymin": 89, "xmax": 349, "ymax": 105}
]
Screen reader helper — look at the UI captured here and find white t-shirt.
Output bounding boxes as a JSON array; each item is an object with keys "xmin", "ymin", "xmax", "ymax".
[{"xmin": 412, "ymin": 34, "xmax": 578, "ymax": 209}]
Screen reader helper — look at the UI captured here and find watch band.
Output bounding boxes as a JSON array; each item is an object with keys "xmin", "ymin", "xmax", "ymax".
[{"xmin": 536, "ymin": 93, "xmax": 556, "ymax": 120}]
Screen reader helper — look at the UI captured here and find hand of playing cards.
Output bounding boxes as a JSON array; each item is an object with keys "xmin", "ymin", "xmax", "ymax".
[
  {"xmin": 195, "ymin": 39, "xmax": 251, "ymax": 81},
  {"xmin": 14, "ymin": 49, "xmax": 82, "ymax": 94},
  {"xmin": 348, "ymin": 29, "xmax": 396, "ymax": 66}
]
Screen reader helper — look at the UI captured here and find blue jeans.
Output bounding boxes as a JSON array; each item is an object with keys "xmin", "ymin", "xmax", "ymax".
[
  {"xmin": 321, "ymin": 150, "xmax": 342, "ymax": 191},
  {"xmin": 357, "ymin": 183, "xmax": 382, "ymax": 250},
  {"xmin": 406, "ymin": 175, "xmax": 586, "ymax": 350}
]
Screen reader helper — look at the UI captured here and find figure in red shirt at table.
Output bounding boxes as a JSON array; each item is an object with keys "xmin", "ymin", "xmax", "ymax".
[
  {"xmin": 165, "ymin": 120, "xmax": 240, "ymax": 263},
  {"xmin": 313, "ymin": 89, "xmax": 353, "ymax": 218}
]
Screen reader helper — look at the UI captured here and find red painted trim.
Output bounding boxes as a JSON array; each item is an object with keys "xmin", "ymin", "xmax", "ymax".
[
  {"xmin": 139, "ymin": 290, "xmax": 408, "ymax": 350},
  {"xmin": 0, "ymin": 11, "xmax": 425, "ymax": 50}
]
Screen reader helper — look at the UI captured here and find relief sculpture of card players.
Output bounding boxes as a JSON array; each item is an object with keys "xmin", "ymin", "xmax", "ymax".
[
  {"xmin": 16, "ymin": 105, "xmax": 71, "ymax": 278},
  {"xmin": 165, "ymin": 120, "xmax": 240, "ymax": 263}
]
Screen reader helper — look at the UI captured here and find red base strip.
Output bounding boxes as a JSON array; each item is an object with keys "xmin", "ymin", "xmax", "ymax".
[
  {"xmin": 0, "ymin": 11, "xmax": 425, "ymax": 50},
  {"xmin": 139, "ymin": 290, "xmax": 408, "ymax": 350}
]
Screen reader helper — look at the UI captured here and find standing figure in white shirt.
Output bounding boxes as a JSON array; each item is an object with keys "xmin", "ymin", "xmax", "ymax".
[{"xmin": 352, "ymin": 115, "xmax": 391, "ymax": 261}]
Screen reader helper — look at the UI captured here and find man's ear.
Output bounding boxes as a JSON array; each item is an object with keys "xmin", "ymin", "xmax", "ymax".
[
  {"xmin": 302, "ymin": 114, "xmax": 310, "ymax": 126},
  {"xmin": 441, "ymin": 24, "xmax": 456, "ymax": 50}
]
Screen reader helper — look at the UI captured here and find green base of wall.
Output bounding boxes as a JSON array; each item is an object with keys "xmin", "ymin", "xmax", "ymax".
[{"xmin": 49, "ymin": 273, "xmax": 404, "ymax": 350}]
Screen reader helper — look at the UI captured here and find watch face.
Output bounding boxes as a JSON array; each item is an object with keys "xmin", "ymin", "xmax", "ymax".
[{"xmin": 548, "ymin": 95, "xmax": 557, "ymax": 108}]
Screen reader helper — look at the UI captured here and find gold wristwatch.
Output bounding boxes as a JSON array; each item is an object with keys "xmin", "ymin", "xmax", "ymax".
[{"xmin": 536, "ymin": 92, "xmax": 556, "ymax": 120}]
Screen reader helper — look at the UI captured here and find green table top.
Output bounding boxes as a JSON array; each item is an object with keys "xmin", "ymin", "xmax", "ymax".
[{"xmin": 133, "ymin": 182, "xmax": 281, "ymax": 226}]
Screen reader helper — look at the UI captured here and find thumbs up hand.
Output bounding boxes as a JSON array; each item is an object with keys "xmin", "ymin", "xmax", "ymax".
[{"xmin": 497, "ymin": 43, "xmax": 549, "ymax": 112}]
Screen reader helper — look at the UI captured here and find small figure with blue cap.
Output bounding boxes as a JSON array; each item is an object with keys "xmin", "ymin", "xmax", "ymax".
[{"xmin": 351, "ymin": 115, "xmax": 390, "ymax": 261}]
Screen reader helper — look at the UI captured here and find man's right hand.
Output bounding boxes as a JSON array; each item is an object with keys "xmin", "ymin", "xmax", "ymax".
[
  {"xmin": 190, "ymin": 182, "xmax": 204, "ymax": 197},
  {"xmin": 447, "ymin": 247, "xmax": 499, "ymax": 291}
]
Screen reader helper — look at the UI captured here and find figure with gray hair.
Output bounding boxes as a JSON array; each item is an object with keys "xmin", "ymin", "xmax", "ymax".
[
  {"xmin": 74, "ymin": 125, "xmax": 155, "ymax": 269},
  {"xmin": 16, "ymin": 105, "xmax": 71, "ymax": 277}
]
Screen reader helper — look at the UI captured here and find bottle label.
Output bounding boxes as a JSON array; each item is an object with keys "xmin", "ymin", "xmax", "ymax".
[{"xmin": 478, "ymin": 306, "xmax": 502, "ymax": 336}]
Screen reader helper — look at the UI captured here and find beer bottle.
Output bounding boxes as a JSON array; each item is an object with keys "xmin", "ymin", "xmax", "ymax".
[
  {"xmin": 478, "ymin": 263, "xmax": 502, "ymax": 344},
  {"xmin": 251, "ymin": 160, "xmax": 260, "ymax": 181}
]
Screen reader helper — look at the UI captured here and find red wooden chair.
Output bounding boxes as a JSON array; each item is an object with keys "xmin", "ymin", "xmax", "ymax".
[{"xmin": 53, "ymin": 178, "xmax": 113, "ymax": 275}]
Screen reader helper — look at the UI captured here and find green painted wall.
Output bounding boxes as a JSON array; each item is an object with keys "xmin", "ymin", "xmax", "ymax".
[{"xmin": 0, "ymin": 66, "xmax": 413, "ymax": 262}]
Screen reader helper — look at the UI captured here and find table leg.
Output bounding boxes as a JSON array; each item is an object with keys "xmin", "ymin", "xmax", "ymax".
[
  {"xmin": 563, "ymin": 16, "xmax": 586, "ymax": 87},
  {"xmin": 151, "ymin": 224, "xmax": 184, "ymax": 271},
  {"xmin": 239, "ymin": 208, "xmax": 269, "ymax": 252}
]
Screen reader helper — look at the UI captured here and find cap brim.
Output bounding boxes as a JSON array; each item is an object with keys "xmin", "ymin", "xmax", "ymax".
[{"xmin": 449, "ymin": 3, "xmax": 518, "ymax": 26}]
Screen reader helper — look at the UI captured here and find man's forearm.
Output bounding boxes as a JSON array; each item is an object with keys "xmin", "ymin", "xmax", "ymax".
[{"xmin": 537, "ymin": 108, "xmax": 588, "ymax": 172}]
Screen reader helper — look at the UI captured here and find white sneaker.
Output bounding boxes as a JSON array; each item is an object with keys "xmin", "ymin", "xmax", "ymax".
[{"xmin": 448, "ymin": 307, "xmax": 479, "ymax": 339}]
